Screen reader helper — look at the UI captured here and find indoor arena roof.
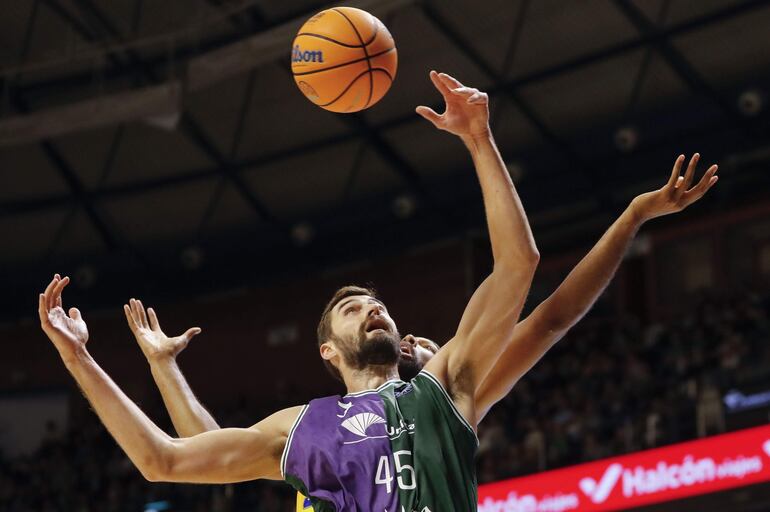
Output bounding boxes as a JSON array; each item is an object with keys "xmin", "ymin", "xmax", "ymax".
[{"xmin": 2, "ymin": 0, "xmax": 770, "ymax": 317}]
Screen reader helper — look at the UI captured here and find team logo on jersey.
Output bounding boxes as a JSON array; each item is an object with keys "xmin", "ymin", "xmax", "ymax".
[
  {"xmin": 386, "ymin": 418, "xmax": 416, "ymax": 440},
  {"xmin": 341, "ymin": 412, "xmax": 388, "ymax": 444},
  {"xmin": 337, "ymin": 400, "xmax": 354, "ymax": 418}
]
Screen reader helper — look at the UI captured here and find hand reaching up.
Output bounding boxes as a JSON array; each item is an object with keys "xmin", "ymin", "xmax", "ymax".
[
  {"xmin": 124, "ymin": 299, "xmax": 201, "ymax": 362},
  {"xmin": 416, "ymin": 70, "xmax": 490, "ymax": 139},
  {"xmin": 39, "ymin": 274, "xmax": 89, "ymax": 361}
]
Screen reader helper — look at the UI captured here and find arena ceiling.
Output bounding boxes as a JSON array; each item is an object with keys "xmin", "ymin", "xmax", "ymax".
[{"xmin": 2, "ymin": 0, "xmax": 770, "ymax": 319}]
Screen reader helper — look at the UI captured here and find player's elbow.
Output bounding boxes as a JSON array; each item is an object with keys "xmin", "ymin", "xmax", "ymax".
[
  {"xmin": 494, "ymin": 250, "xmax": 539, "ymax": 282},
  {"xmin": 139, "ymin": 442, "xmax": 176, "ymax": 482},
  {"xmin": 523, "ymin": 244, "xmax": 540, "ymax": 269},
  {"xmin": 499, "ymin": 238, "xmax": 539, "ymax": 270}
]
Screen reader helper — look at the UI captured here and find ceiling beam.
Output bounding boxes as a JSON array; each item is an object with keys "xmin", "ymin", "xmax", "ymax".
[{"xmin": 613, "ymin": 0, "xmax": 761, "ymax": 140}]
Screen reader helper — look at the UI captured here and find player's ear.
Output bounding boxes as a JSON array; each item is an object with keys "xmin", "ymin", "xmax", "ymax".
[{"xmin": 320, "ymin": 341, "xmax": 337, "ymax": 361}]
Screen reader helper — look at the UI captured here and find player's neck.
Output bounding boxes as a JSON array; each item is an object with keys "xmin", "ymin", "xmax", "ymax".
[{"xmin": 342, "ymin": 364, "xmax": 400, "ymax": 394}]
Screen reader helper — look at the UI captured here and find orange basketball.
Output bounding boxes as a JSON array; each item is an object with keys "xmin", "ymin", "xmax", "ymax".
[{"xmin": 291, "ymin": 7, "xmax": 398, "ymax": 113}]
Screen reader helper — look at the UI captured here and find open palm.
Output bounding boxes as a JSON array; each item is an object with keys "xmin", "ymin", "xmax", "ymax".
[
  {"xmin": 416, "ymin": 71, "xmax": 490, "ymax": 138},
  {"xmin": 38, "ymin": 275, "xmax": 89, "ymax": 357},
  {"xmin": 633, "ymin": 153, "xmax": 719, "ymax": 222},
  {"xmin": 124, "ymin": 299, "xmax": 200, "ymax": 361}
]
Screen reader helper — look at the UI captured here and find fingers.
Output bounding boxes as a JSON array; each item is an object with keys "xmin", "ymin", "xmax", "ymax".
[
  {"xmin": 437, "ymin": 72, "xmax": 463, "ymax": 90},
  {"xmin": 467, "ymin": 91, "xmax": 488, "ymax": 105},
  {"xmin": 183, "ymin": 327, "xmax": 202, "ymax": 341},
  {"xmin": 147, "ymin": 308, "xmax": 161, "ymax": 331},
  {"xmin": 43, "ymin": 275, "xmax": 59, "ymax": 310},
  {"xmin": 69, "ymin": 307, "xmax": 81, "ymax": 321},
  {"xmin": 123, "ymin": 304, "xmax": 137, "ymax": 332},
  {"xmin": 683, "ymin": 164, "xmax": 719, "ymax": 205},
  {"xmin": 51, "ymin": 276, "xmax": 70, "ymax": 310},
  {"xmin": 130, "ymin": 299, "xmax": 147, "ymax": 329},
  {"xmin": 666, "ymin": 155, "xmax": 685, "ymax": 188},
  {"xmin": 415, "ymin": 106, "xmax": 443, "ymax": 129},
  {"xmin": 690, "ymin": 164, "xmax": 718, "ymax": 192},
  {"xmin": 429, "ymin": 70, "xmax": 452, "ymax": 99},
  {"xmin": 38, "ymin": 293, "xmax": 49, "ymax": 324},
  {"xmin": 447, "ymin": 85, "xmax": 488, "ymax": 106},
  {"xmin": 137, "ymin": 300, "xmax": 149, "ymax": 328},
  {"xmin": 681, "ymin": 153, "xmax": 700, "ymax": 191}
]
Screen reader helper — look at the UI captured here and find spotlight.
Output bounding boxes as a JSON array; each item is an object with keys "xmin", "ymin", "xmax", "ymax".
[
  {"xmin": 180, "ymin": 246, "xmax": 204, "ymax": 270},
  {"xmin": 392, "ymin": 194, "xmax": 417, "ymax": 219},
  {"xmin": 291, "ymin": 222, "xmax": 315, "ymax": 246},
  {"xmin": 614, "ymin": 126, "xmax": 639, "ymax": 152},
  {"xmin": 737, "ymin": 89, "xmax": 764, "ymax": 117}
]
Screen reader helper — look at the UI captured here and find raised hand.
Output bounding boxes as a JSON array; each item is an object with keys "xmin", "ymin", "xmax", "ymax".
[
  {"xmin": 631, "ymin": 153, "xmax": 719, "ymax": 222},
  {"xmin": 38, "ymin": 274, "xmax": 89, "ymax": 359},
  {"xmin": 124, "ymin": 299, "xmax": 200, "ymax": 362},
  {"xmin": 416, "ymin": 70, "xmax": 490, "ymax": 138}
]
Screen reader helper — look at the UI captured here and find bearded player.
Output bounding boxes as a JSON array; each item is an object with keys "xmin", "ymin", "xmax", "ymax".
[
  {"xmin": 123, "ymin": 153, "xmax": 717, "ymax": 510},
  {"xmin": 39, "ymin": 70, "xmax": 540, "ymax": 511}
]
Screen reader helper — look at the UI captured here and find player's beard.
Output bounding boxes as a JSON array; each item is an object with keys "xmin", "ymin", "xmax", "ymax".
[
  {"xmin": 398, "ymin": 358, "xmax": 421, "ymax": 382},
  {"xmin": 337, "ymin": 323, "xmax": 401, "ymax": 371}
]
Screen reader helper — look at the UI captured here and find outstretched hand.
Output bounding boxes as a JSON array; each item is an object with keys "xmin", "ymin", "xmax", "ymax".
[
  {"xmin": 38, "ymin": 274, "xmax": 89, "ymax": 359},
  {"xmin": 416, "ymin": 70, "xmax": 490, "ymax": 138},
  {"xmin": 631, "ymin": 153, "xmax": 719, "ymax": 222},
  {"xmin": 124, "ymin": 299, "xmax": 200, "ymax": 362}
]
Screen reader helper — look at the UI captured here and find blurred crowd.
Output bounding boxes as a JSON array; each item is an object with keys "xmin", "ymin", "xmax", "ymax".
[
  {"xmin": 477, "ymin": 290, "xmax": 770, "ymax": 482},
  {"xmin": 2, "ymin": 290, "xmax": 769, "ymax": 511}
]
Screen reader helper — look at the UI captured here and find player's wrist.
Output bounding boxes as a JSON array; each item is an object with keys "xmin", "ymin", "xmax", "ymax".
[
  {"xmin": 148, "ymin": 351, "xmax": 178, "ymax": 365},
  {"xmin": 61, "ymin": 344, "xmax": 92, "ymax": 369},
  {"xmin": 460, "ymin": 126, "xmax": 492, "ymax": 148},
  {"xmin": 628, "ymin": 196, "xmax": 653, "ymax": 225}
]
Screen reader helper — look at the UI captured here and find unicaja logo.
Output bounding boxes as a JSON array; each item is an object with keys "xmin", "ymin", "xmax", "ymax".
[
  {"xmin": 292, "ymin": 45, "xmax": 324, "ymax": 63},
  {"xmin": 341, "ymin": 412, "xmax": 387, "ymax": 444}
]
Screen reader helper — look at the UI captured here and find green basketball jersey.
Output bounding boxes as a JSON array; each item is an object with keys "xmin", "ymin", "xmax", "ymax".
[{"xmin": 282, "ymin": 371, "xmax": 479, "ymax": 511}]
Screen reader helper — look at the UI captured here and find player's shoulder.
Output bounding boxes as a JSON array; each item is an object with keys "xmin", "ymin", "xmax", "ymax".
[{"xmin": 249, "ymin": 404, "xmax": 309, "ymax": 438}]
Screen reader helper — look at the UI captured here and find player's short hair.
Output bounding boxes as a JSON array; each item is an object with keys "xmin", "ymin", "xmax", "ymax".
[{"xmin": 317, "ymin": 285, "xmax": 378, "ymax": 381}]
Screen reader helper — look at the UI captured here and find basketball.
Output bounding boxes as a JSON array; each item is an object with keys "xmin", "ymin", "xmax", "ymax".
[{"xmin": 291, "ymin": 7, "xmax": 398, "ymax": 113}]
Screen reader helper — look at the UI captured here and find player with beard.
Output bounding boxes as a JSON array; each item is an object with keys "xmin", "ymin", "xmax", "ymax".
[
  {"xmin": 118, "ymin": 153, "xmax": 717, "ymax": 511},
  {"xmin": 38, "ymin": 71, "xmax": 540, "ymax": 511}
]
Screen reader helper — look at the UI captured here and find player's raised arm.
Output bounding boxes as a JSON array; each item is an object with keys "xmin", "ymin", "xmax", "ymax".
[
  {"xmin": 124, "ymin": 299, "xmax": 220, "ymax": 437},
  {"xmin": 39, "ymin": 275, "xmax": 300, "ymax": 483},
  {"xmin": 474, "ymin": 154, "xmax": 719, "ymax": 419},
  {"xmin": 416, "ymin": 71, "xmax": 538, "ymax": 423}
]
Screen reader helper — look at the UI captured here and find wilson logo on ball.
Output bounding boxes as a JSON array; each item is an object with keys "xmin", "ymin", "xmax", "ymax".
[{"xmin": 292, "ymin": 45, "xmax": 324, "ymax": 63}]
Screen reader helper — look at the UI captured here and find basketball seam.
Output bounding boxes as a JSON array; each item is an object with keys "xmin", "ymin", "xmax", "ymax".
[
  {"xmin": 370, "ymin": 67, "xmax": 394, "ymax": 82},
  {"xmin": 295, "ymin": 32, "xmax": 367, "ymax": 49},
  {"xmin": 332, "ymin": 8, "xmax": 374, "ymax": 109},
  {"xmin": 292, "ymin": 47, "xmax": 395, "ymax": 77},
  {"xmin": 318, "ymin": 69, "xmax": 372, "ymax": 108}
]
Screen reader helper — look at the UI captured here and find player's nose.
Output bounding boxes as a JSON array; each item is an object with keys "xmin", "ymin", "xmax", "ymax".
[{"xmin": 403, "ymin": 334, "xmax": 416, "ymax": 346}]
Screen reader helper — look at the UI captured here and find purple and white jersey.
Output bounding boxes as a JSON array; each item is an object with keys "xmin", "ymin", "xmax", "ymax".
[{"xmin": 281, "ymin": 373, "xmax": 478, "ymax": 511}]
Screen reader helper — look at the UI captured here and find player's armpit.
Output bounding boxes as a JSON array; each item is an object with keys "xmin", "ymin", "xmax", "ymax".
[
  {"xmin": 424, "ymin": 263, "xmax": 533, "ymax": 423},
  {"xmin": 152, "ymin": 405, "xmax": 304, "ymax": 484}
]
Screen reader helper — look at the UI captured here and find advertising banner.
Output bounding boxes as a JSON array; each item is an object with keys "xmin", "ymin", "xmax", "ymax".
[{"xmin": 478, "ymin": 424, "xmax": 770, "ymax": 511}]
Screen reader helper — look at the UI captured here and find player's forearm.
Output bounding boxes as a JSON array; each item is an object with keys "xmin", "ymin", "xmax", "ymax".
[
  {"xmin": 149, "ymin": 357, "xmax": 221, "ymax": 437},
  {"xmin": 61, "ymin": 348, "xmax": 172, "ymax": 480},
  {"xmin": 473, "ymin": 207, "xmax": 641, "ymax": 420},
  {"xmin": 461, "ymin": 130, "xmax": 539, "ymax": 268},
  {"xmin": 537, "ymin": 201, "xmax": 642, "ymax": 332}
]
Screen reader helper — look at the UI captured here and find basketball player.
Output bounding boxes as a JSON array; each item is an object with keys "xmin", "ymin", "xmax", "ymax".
[
  {"xmin": 123, "ymin": 153, "xmax": 717, "ymax": 511},
  {"xmin": 39, "ymin": 71, "xmax": 540, "ymax": 511}
]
